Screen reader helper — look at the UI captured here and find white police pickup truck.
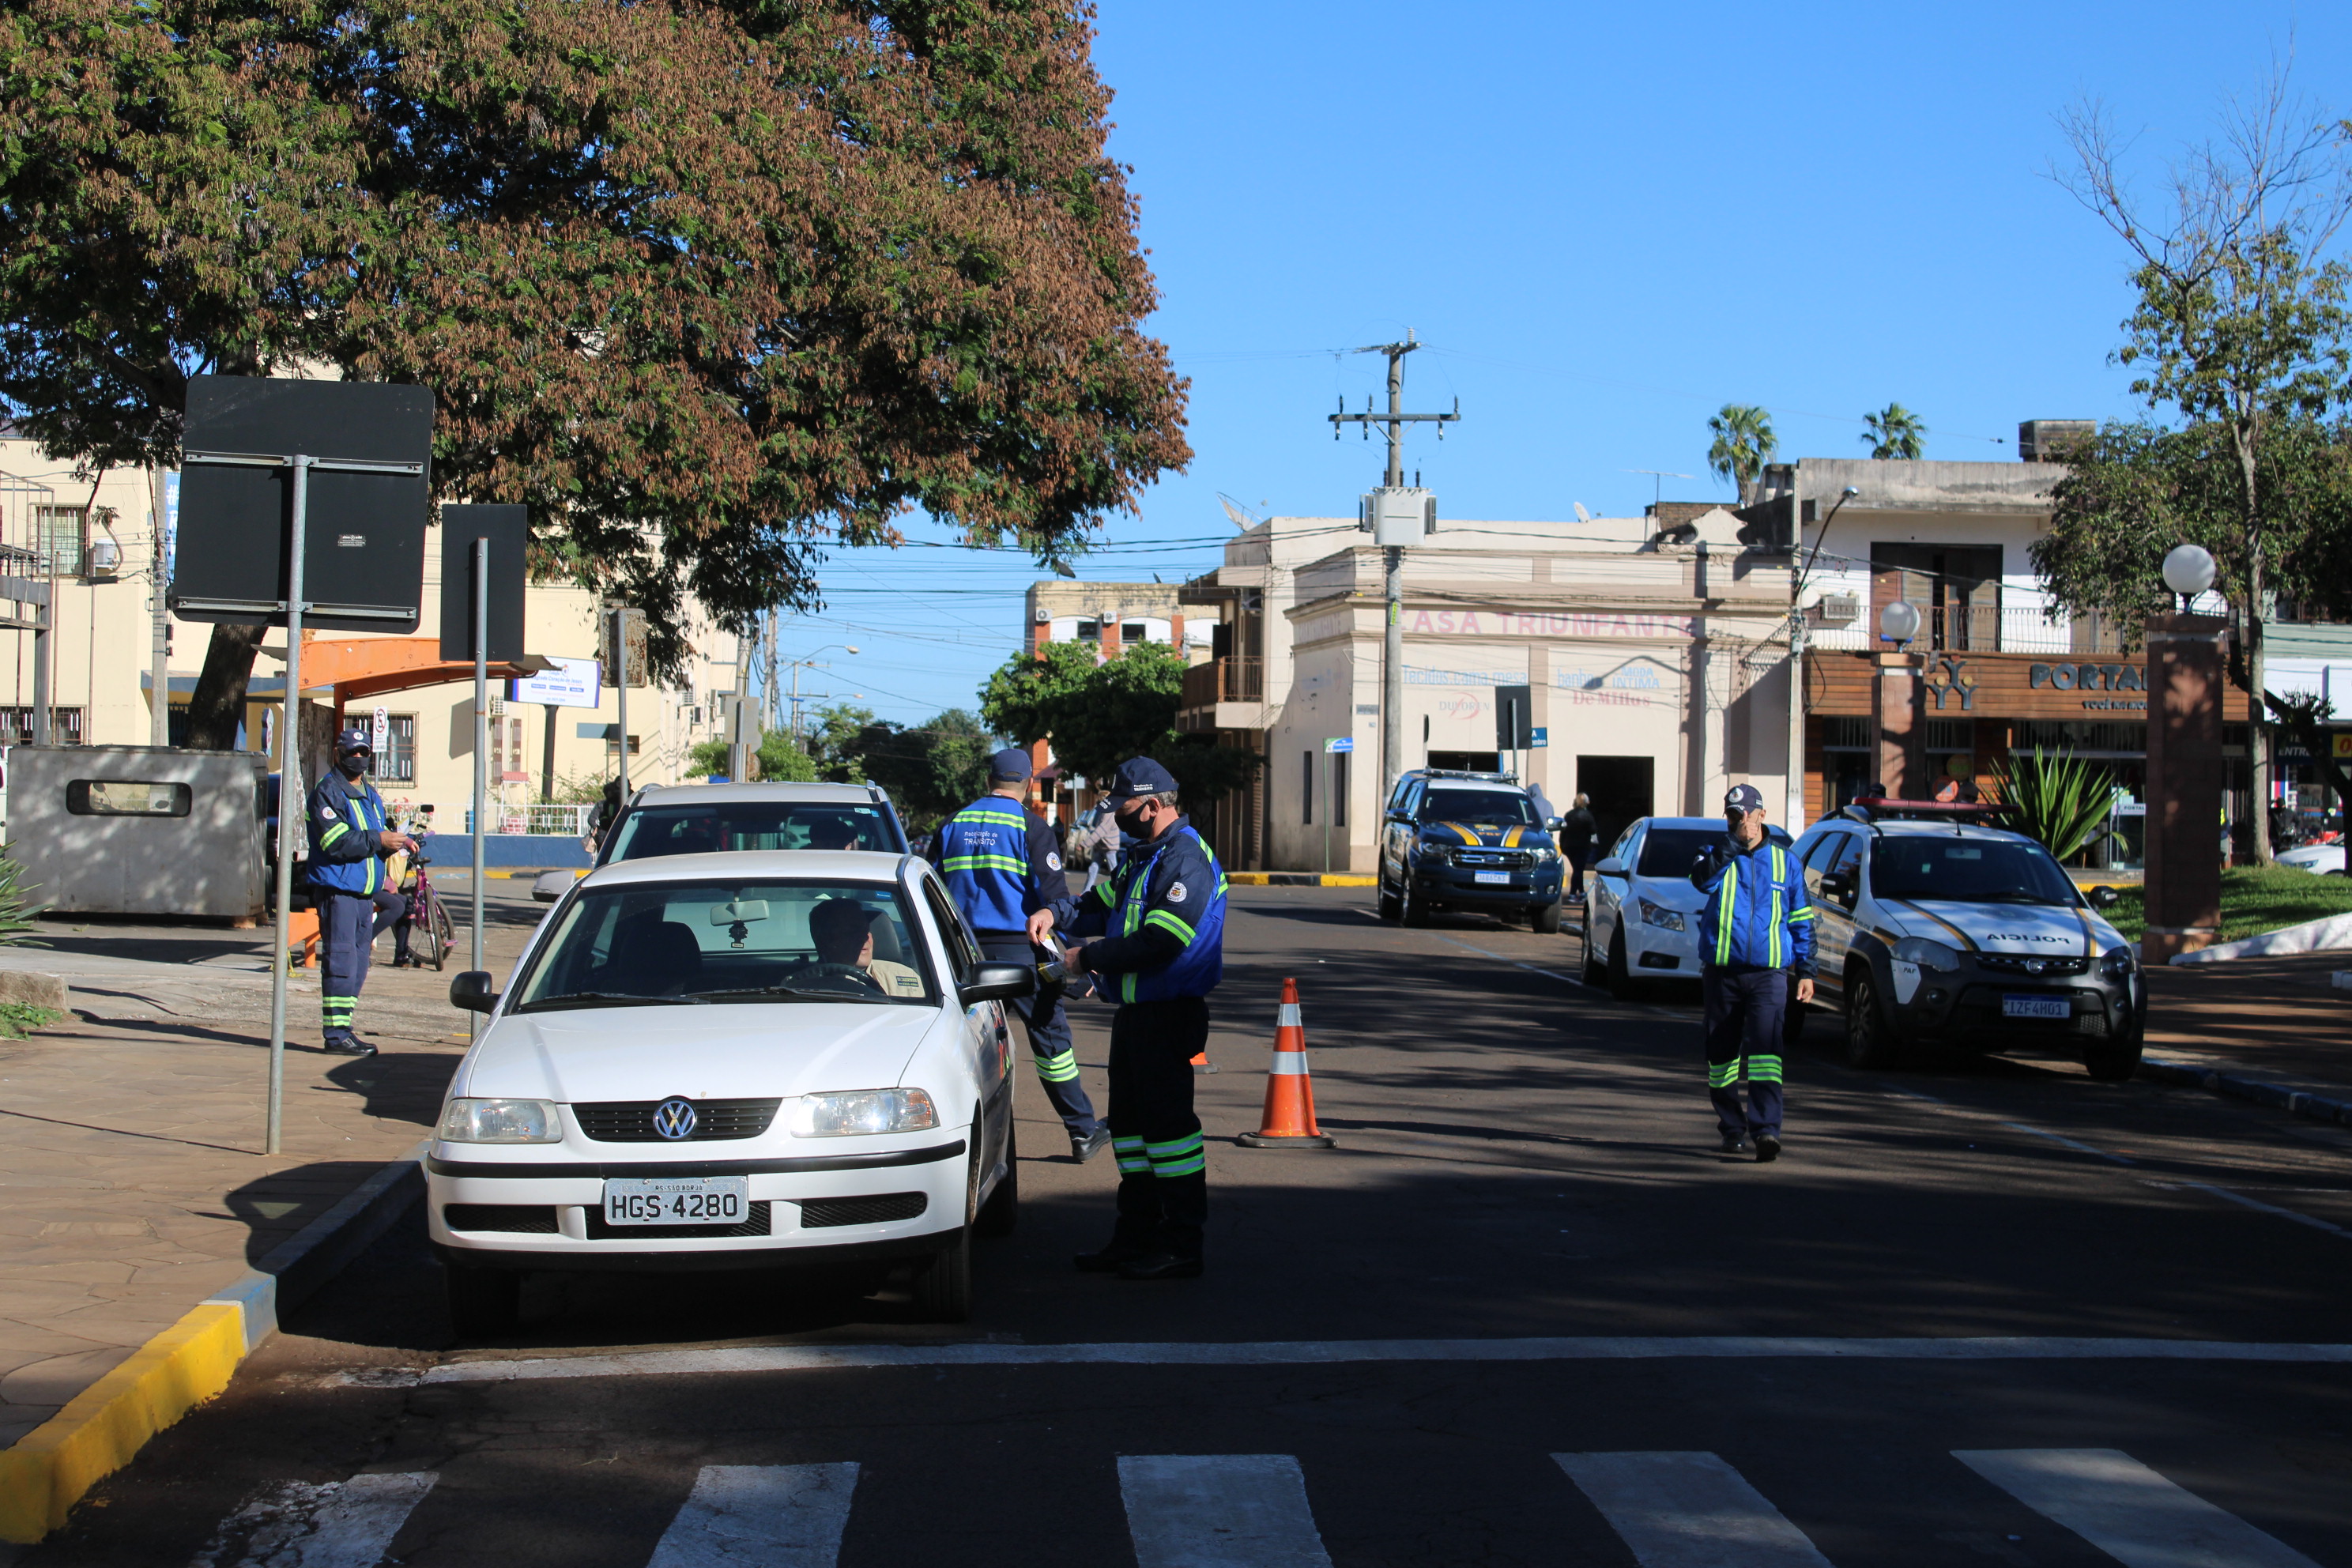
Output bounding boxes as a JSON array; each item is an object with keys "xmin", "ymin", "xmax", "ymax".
[{"xmin": 1788, "ymin": 804, "xmax": 2147, "ymax": 1080}]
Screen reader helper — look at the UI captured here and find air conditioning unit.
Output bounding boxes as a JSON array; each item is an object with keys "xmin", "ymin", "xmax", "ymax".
[{"xmin": 1815, "ymin": 594, "xmax": 1860, "ymax": 626}]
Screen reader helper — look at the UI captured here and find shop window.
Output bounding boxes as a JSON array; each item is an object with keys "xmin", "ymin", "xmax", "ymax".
[
  {"xmin": 0, "ymin": 707, "xmax": 83, "ymax": 745},
  {"xmin": 1820, "ymin": 716, "xmax": 1870, "ymax": 751},
  {"xmin": 370, "ymin": 715, "xmax": 418, "ymax": 783},
  {"xmin": 35, "ymin": 505, "xmax": 86, "ymax": 575}
]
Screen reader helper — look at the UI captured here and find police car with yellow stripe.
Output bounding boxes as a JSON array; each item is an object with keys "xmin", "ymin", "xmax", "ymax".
[
  {"xmin": 1788, "ymin": 802, "xmax": 2146, "ymax": 1080},
  {"xmin": 1377, "ymin": 770, "xmax": 1566, "ymax": 930}
]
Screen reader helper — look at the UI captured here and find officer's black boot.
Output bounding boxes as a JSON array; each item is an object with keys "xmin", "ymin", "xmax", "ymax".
[{"xmin": 324, "ymin": 1030, "xmax": 376, "ymax": 1057}]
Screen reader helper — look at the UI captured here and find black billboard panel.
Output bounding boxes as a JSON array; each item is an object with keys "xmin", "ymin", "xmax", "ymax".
[
  {"xmin": 438, "ymin": 505, "xmax": 529, "ymax": 663},
  {"xmin": 1494, "ymin": 684, "xmax": 1533, "ymax": 750},
  {"xmin": 171, "ymin": 376, "xmax": 434, "ymax": 632}
]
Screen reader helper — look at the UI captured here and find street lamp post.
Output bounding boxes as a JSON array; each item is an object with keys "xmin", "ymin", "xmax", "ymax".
[
  {"xmin": 1873, "ymin": 598, "xmax": 1922, "ymax": 800},
  {"xmin": 2143, "ymin": 545, "xmax": 2224, "ymax": 963},
  {"xmin": 781, "ymin": 645, "xmax": 858, "ymax": 746},
  {"xmin": 1784, "ymin": 484, "xmax": 1860, "ymax": 831}
]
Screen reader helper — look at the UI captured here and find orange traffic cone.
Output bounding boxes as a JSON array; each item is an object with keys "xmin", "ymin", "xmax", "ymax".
[
  {"xmin": 1236, "ymin": 977, "xmax": 1335, "ymax": 1149},
  {"xmin": 1190, "ymin": 1048, "xmax": 1218, "ymax": 1074}
]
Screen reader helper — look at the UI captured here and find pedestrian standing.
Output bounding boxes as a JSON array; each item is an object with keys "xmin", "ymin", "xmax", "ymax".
[
  {"xmin": 307, "ymin": 729, "xmax": 416, "ymax": 1056},
  {"xmin": 1559, "ymin": 793, "xmax": 1599, "ymax": 903},
  {"xmin": 1061, "ymin": 757, "xmax": 1227, "ymax": 1280},
  {"xmin": 1688, "ymin": 783, "xmax": 1815, "ymax": 1162},
  {"xmin": 930, "ymin": 749, "xmax": 1110, "ymax": 1162}
]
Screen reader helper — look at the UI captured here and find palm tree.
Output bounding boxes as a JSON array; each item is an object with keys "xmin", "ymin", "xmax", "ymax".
[
  {"xmin": 1706, "ymin": 405, "xmax": 1777, "ymax": 505},
  {"xmin": 1862, "ymin": 402, "xmax": 1928, "ymax": 460}
]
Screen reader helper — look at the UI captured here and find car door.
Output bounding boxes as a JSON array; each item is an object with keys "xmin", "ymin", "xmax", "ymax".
[
  {"xmin": 922, "ymin": 875, "xmax": 1010, "ymax": 1173},
  {"xmin": 1383, "ymin": 779, "xmax": 1422, "ymax": 885},
  {"xmin": 1802, "ymin": 830, "xmax": 1863, "ymax": 1001},
  {"xmin": 1589, "ymin": 821, "xmax": 1641, "ymax": 955}
]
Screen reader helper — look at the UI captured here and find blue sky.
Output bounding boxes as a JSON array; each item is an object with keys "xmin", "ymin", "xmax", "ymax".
[{"xmin": 780, "ymin": 2, "xmax": 2352, "ymax": 726}]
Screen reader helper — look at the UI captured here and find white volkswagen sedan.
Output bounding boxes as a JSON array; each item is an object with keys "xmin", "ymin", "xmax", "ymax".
[
  {"xmin": 1583, "ymin": 816, "xmax": 1791, "ymax": 996},
  {"xmin": 429, "ymin": 850, "xmax": 1031, "ymax": 1334}
]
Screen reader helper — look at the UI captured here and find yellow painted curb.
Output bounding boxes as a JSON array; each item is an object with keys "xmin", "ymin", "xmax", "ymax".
[{"xmin": 0, "ymin": 1300, "xmax": 247, "ymax": 1544}]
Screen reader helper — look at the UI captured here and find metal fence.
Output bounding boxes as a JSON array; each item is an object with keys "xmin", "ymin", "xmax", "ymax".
[
  {"xmin": 462, "ymin": 803, "xmax": 597, "ymax": 836},
  {"xmin": 1808, "ymin": 605, "xmax": 2128, "ymax": 655}
]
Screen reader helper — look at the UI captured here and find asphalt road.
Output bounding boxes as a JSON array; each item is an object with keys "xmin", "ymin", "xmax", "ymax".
[{"xmin": 22, "ymin": 886, "xmax": 2352, "ymax": 1567}]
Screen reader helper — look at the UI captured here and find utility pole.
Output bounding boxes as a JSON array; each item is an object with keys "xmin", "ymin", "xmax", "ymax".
[
  {"xmin": 763, "ymin": 608, "xmax": 779, "ymax": 733},
  {"xmin": 1328, "ymin": 329, "xmax": 1460, "ymax": 814}
]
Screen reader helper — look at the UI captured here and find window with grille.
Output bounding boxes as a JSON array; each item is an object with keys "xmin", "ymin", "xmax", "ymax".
[
  {"xmin": 1821, "ymin": 716, "xmax": 1870, "ymax": 751},
  {"xmin": 0, "ymin": 707, "xmax": 83, "ymax": 744},
  {"xmin": 35, "ymin": 506, "xmax": 85, "ymax": 575},
  {"xmin": 370, "ymin": 715, "xmax": 417, "ymax": 782}
]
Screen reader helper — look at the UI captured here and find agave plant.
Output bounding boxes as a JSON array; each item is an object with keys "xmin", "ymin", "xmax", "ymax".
[
  {"xmin": 1988, "ymin": 748, "xmax": 2120, "ymax": 862},
  {"xmin": 0, "ymin": 846, "xmax": 45, "ymax": 946}
]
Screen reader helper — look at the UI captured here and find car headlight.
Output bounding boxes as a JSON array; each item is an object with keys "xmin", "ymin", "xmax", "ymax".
[
  {"xmin": 438, "ymin": 1098, "xmax": 562, "ymax": 1144},
  {"xmin": 1414, "ymin": 836, "xmax": 1453, "ymax": 863},
  {"xmin": 1637, "ymin": 898, "xmax": 1685, "ymax": 931},
  {"xmin": 1891, "ymin": 937, "xmax": 1962, "ymax": 973},
  {"xmin": 1528, "ymin": 840, "xmax": 1559, "ymax": 861},
  {"xmin": 2100, "ymin": 944, "xmax": 2136, "ymax": 980},
  {"xmin": 790, "ymin": 1087, "xmax": 940, "ymax": 1138}
]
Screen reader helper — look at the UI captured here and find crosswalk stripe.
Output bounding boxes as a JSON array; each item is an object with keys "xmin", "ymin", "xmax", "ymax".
[
  {"xmin": 194, "ymin": 1472, "xmax": 438, "ymax": 1568},
  {"xmin": 645, "ymin": 1464, "xmax": 861, "ymax": 1568},
  {"xmin": 1118, "ymin": 1454, "xmax": 1334, "ymax": 1567},
  {"xmin": 1954, "ymin": 1449, "xmax": 2321, "ymax": 1568},
  {"xmin": 1554, "ymin": 1452, "xmax": 1834, "ymax": 1567}
]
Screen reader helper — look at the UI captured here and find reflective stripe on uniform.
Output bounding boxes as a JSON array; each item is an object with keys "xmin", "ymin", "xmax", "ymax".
[
  {"xmin": 956, "ymin": 808, "xmax": 1031, "ymax": 828},
  {"xmin": 1706, "ymin": 1059, "xmax": 1741, "ymax": 1087},
  {"xmin": 318, "ymin": 822, "xmax": 349, "ymax": 846},
  {"xmin": 1112, "ymin": 1136, "xmax": 1152, "ymax": 1174},
  {"xmin": 1032, "ymin": 1049, "xmax": 1081, "ymax": 1084},
  {"xmin": 1747, "ymin": 1054, "xmax": 1785, "ymax": 1084},
  {"xmin": 1144, "ymin": 909, "xmax": 1196, "ymax": 944},
  {"xmin": 1145, "ymin": 1131, "xmax": 1206, "ymax": 1177},
  {"xmin": 942, "ymin": 854, "xmax": 1027, "ymax": 876},
  {"xmin": 1714, "ymin": 862, "xmax": 1739, "ymax": 966}
]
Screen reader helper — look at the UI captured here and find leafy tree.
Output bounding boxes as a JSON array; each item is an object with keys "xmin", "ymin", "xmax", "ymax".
[
  {"xmin": 2033, "ymin": 416, "xmax": 2352, "ymax": 823},
  {"xmin": 2054, "ymin": 74, "xmax": 2352, "ymax": 860},
  {"xmin": 753, "ymin": 733, "xmax": 820, "ymax": 784},
  {"xmin": 979, "ymin": 641, "xmax": 1257, "ymax": 811},
  {"xmin": 1706, "ymin": 405, "xmax": 1776, "ymax": 506},
  {"xmin": 800, "ymin": 703, "xmax": 879, "ymax": 783},
  {"xmin": 0, "ymin": 0, "xmax": 1190, "ymax": 748},
  {"xmin": 1861, "ymin": 402, "xmax": 1928, "ymax": 460},
  {"xmin": 855, "ymin": 708, "xmax": 997, "ymax": 831}
]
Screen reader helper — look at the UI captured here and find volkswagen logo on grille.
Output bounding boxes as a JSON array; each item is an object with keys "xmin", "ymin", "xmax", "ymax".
[{"xmin": 651, "ymin": 1099, "xmax": 698, "ymax": 1140}]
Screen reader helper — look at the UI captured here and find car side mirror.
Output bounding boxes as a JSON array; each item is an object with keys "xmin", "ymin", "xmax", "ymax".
[
  {"xmin": 450, "ymin": 971, "xmax": 500, "ymax": 1013},
  {"xmin": 1544, "ymin": 816, "xmax": 1563, "ymax": 832},
  {"xmin": 1820, "ymin": 874, "xmax": 1853, "ymax": 905},
  {"xmin": 530, "ymin": 869, "xmax": 575, "ymax": 903},
  {"xmin": 959, "ymin": 963, "xmax": 1035, "ymax": 1008},
  {"xmin": 1595, "ymin": 856, "xmax": 1626, "ymax": 876}
]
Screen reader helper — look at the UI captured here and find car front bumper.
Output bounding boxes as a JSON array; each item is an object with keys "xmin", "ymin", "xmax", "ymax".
[
  {"xmin": 1883, "ymin": 960, "xmax": 2144, "ymax": 1045},
  {"xmin": 425, "ymin": 1133, "xmax": 971, "ymax": 1272},
  {"xmin": 1409, "ymin": 861, "xmax": 1562, "ymax": 906}
]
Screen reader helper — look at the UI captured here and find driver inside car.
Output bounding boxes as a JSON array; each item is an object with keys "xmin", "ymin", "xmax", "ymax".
[{"xmin": 782, "ymin": 897, "xmax": 924, "ymax": 997}]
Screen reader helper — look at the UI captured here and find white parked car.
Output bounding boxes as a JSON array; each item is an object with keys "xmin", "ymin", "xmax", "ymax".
[
  {"xmin": 1582, "ymin": 816, "xmax": 1789, "ymax": 995},
  {"xmin": 431, "ymin": 850, "xmax": 1031, "ymax": 1334},
  {"xmin": 2276, "ymin": 841, "xmax": 2346, "ymax": 876}
]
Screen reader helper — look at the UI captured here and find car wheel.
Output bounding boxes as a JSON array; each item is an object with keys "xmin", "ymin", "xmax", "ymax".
[
  {"xmin": 444, "ymin": 1261, "xmax": 519, "ymax": 1339},
  {"xmin": 1532, "ymin": 899, "xmax": 1563, "ymax": 935},
  {"xmin": 1607, "ymin": 927, "xmax": 1635, "ymax": 1000},
  {"xmin": 2085, "ymin": 1027, "xmax": 2143, "ymax": 1083},
  {"xmin": 1843, "ymin": 970, "xmax": 1897, "ymax": 1069},
  {"xmin": 1582, "ymin": 913, "xmax": 1606, "ymax": 985},
  {"xmin": 914, "ymin": 1138, "xmax": 979, "ymax": 1322},
  {"xmin": 1377, "ymin": 873, "xmax": 1402, "ymax": 922},
  {"xmin": 974, "ymin": 1115, "xmax": 1018, "ymax": 1238},
  {"xmin": 1400, "ymin": 880, "xmax": 1430, "ymax": 928}
]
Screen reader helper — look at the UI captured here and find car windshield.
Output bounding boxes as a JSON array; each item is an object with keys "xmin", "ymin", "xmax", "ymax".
[
  {"xmin": 1418, "ymin": 789, "xmax": 1539, "ymax": 827},
  {"xmin": 1637, "ymin": 828, "xmax": 1724, "ymax": 878},
  {"xmin": 605, "ymin": 802, "xmax": 900, "ymax": 861},
  {"xmin": 1868, "ymin": 838, "xmax": 2080, "ymax": 906},
  {"xmin": 511, "ymin": 879, "xmax": 934, "ymax": 1010}
]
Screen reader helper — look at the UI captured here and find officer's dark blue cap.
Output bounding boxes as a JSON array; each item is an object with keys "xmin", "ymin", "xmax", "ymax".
[
  {"xmin": 335, "ymin": 728, "xmax": 372, "ymax": 753},
  {"xmin": 1724, "ymin": 782, "xmax": 1766, "ymax": 812},
  {"xmin": 1100, "ymin": 756, "xmax": 1178, "ymax": 807},
  {"xmin": 987, "ymin": 747, "xmax": 1033, "ymax": 782}
]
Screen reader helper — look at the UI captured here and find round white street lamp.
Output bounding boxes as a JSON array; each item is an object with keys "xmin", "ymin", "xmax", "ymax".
[
  {"xmin": 1878, "ymin": 599, "xmax": 1921, "ymax": 645},
  {"xmin": 2162, "ymin": 544, "xmax": 2217, "ymax": 606}
]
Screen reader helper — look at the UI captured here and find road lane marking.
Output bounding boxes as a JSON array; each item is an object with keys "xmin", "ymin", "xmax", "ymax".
[
  {"xmin": 2176, "ymin": 1180, "xmax": 2352, "ymax": 1240},
  {"xmin": 1954, "ymin": 1449, "xmax": 2321, "ymax": 1568},
  {"xmin": 394, "ymin": 1336, "xmax": 2352, "ymax": 1386},
  {"xmin": 1555, "ymin": 1452, "xmax": 1833, "ymax": 1567},
  {"xmin": 193, "ymin": 1472, "xmax": 437, "ymax": 1568},
  {"xmin": 1998, "ymin": 1121, "xmax": 2135, "ymax": 1164},
  {"xmin": 1119, "ymin": 1454, "xmax": 1332, "ymax": 1567},
  {"xmin": 646, "ymin": 1464, "xmax": 860, "ymax": 1568}
]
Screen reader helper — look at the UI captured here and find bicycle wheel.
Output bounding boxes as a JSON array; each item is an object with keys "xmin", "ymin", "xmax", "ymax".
[{"xmin": 428, "ymin": 891, "xmax": 455, "ymax": 972}]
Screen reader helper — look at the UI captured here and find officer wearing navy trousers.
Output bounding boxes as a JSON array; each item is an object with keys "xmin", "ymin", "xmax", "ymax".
[
  {"xmin": 930, "ymin": 749, "xmax": 1110, "ymax": 1163},
  {"xmin": 308, "ymin": 729, "xmax": 416, "ymax": 1056},
  {"xmin": 1061, "ymin": 757, "xmax": 1227, "ymax": 1280},
  {"xmin": 1689, "ymin": 782, "xmax": 1815, "ymax": 1162}
]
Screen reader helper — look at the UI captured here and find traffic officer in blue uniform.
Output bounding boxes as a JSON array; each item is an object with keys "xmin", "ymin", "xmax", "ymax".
[
  {"xmin": 308, "ymin": 729, "xmax": 416, "ymax": 1055},
  {"xmin": 1061, "ymin": 757, "xmax": 1227, "ymax": 1280},
  {"xmin": 1688, "ymin": 782, "xmax": 1815, "ymax": 1162},
  {"xmin": 930, "ymin": 748, "xmax": 1110, "ymax": 1162}
]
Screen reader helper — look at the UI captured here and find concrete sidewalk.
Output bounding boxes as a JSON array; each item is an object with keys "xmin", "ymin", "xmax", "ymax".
[
  {"xmin": 0, "ymin": 895, "xmax": 541, "ymax": 1536},
  {"xmin": 2141, "ymin": 952, "xmax": 2352, "ymax": 1121}
]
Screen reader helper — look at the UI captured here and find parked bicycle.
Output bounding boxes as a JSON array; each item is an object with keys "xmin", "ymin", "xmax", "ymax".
[{"xmin": 396, "ymin": 831, "xmax": 457, "ymax": 972}]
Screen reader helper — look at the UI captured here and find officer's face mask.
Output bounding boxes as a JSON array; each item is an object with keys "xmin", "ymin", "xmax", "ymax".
[{"xmin": 337, "ymin": 749, "xmax": 371, "ymax": 779}]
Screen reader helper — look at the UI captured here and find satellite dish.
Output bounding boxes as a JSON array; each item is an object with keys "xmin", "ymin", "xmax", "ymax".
[
  {"xmin": 1573, "ymin": 503, "xmax": 1590, "ymax": 522},
  {"xmin": 1216, "ymin": 492, "xmax": 1263, "ymax": 530}
]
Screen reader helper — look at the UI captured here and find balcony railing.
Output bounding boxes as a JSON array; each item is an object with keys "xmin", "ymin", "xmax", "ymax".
[
  {"xmin": 1807, "ymin": 605, "xmax": 2128, "ymax": 655},
  {"xmin": 1180, "ymin": 656, "xmax": 1263, "ymax": 709}
]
